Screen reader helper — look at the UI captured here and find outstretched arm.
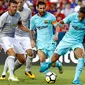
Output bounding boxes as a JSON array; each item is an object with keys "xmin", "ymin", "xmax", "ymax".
[
  {"xmin": 18, "ymin": 21, "xmax": 30, "ymax": 32},
  {"xmin": 52, "ymin": 20, "xmax": 65, "ymax": 41},
  {"xmin": 52, "ymin": 20, "xmax": 65, "ymax": 28},
  {"xmin": 30, "ymin": 30, "xmax": 36, "ymax": 48}
]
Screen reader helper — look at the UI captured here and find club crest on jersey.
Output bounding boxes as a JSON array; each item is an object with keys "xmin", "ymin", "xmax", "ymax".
[
  {"xmin": 44, "ymin": 20, "xmax": 51, "ymax": 24},
  {"xmin": 44, "ymin": 20, "xmax": 49, "ymax": 23}
]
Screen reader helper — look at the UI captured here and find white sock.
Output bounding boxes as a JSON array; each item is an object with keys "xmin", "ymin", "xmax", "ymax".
[
  {"xmin": 14, "ymin": 60, "xmax": 23, "ymax": 72},
  {"xmin": 7, "ymin": 56, "xmax": 15, "ymax": 78},
  {"xmin": 25, "ymin": 56, "xmax": 33, "ymax": 72},
  {"xmin": 2, "ymin": 57, "xmax": 8, "ymax": 76}
]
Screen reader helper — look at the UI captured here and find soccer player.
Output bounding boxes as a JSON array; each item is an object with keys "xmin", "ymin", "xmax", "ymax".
[
  {"xmin": 40, "ymin": 6, "xmax": 85, "ymax": 84},
  {"xmin": 0, "ymin": 0, "xmax": 30, "ymax": 81},
  {"xmin": 14, "ymin": 0, "xmax": 35, "ymax": 79},
  {"xmin": 0, "ymin": 0, "xmax": 35, "ymax": 79},
  {"xmin": 30, "ymin": 1, "xmax": 63, "ymax": 75}
]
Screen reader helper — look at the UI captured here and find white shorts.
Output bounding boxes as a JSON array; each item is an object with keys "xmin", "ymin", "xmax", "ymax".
[
  {"xmin": 0, "ymin": 37, "xmax": 25, "ymax": 54},
  {"xmin": 15, "ymin": 35, "xmax": 32, "ymax": 52}
]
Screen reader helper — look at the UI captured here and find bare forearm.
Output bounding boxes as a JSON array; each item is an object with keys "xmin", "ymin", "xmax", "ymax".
[
  {"xmin": 18, "ymin": 25, "xmax": 30, "ymax": 32},
  {"xmin": 30, "ymin": 31, "xmax": 35, "ymax": 40},
  {"xmin": 52, "ymin": 20, "xmax": 64, "ymax": 28}
]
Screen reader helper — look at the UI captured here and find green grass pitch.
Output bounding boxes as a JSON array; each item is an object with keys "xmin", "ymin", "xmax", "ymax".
[{"xmin": 0, "ymin": 65, "xmax": 85, "ymax": 85}]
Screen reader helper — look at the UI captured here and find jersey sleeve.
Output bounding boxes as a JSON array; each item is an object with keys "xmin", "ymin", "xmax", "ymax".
[
  {"xmin": 29, "ymin": 9, "xmax": 32, "ymax": 19},
  {"xmin": 17, "ymin": 13, "xmax": 22, "ymax": 25},
  {"xmin": 63, "ymin": 13, "xmax": 76, "ymax": 24},
  {"xmin": 18, "ymin": 14, "xmax": 22, "ymax": 22},
  {"xmin": 30, "ymin": 17, "xmax": 35, "ymax": 30},
  {"xmin": 0, "ymin": 13, "xmax": 7, "ymax": 28},
  {"xmin": 51, "ymin": 14, "xmax": 56, "ymax": 22}
]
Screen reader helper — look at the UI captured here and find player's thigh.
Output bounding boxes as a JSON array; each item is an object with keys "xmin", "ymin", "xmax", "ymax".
[
  {"xmin": 12, "ymin": 38, "xmax": 25, "ymax": 54},
  {"xmin": 38, "ymin": 49, "xmax": 47, "ymax": 62},
  {"xmin": 0, "ymin": 37, "xmax": 16, "ymax": 55},
  {"xmin": 15, "ymin": 36, "xmax": 31, "ymax": 51},
  {"xmin": 47, "ymin": 43, "xmax": 56, "ymax": 58},
  {"xmin": 54, "ymin": 41, "xmax": 70, "ymax": 55},
  {"xmin": 17, "ymin": 37, "xmax": 33, "ymax": 56},
  {"xmin": 73, "ymin": 44, "xmax": 84, "ymax": 58},
  {"xmin": 20, "ymin": 37, "xmax": 32, "ymax": 51}
]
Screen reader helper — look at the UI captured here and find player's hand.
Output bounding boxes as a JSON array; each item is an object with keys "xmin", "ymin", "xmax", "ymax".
[
  {"xmin": 53, "ymin": 34, "xmax": 58, "ymax": 41},
  {"xmin": 31, "ymin": 40, "xmax": 36, "ymax": 48},
  {"xmin": 61, "ymin": 24, "xmax": 65, "ymax": 29}
]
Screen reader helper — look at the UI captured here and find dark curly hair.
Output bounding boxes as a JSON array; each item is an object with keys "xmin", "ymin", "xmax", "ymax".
[
  {"xmin": 8, "ymin": 0, "xmax": 17, "ymax": 6},
  {"xmin": 36, "ymin": 1, "xmax": 46, "ymax": 7},
  {"xmin": 79, "ymin": 6, "xmax": 85, "ymax": 14}
]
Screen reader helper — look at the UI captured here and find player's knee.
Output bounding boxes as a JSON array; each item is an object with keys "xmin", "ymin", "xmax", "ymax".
[
  {"xmin": 75, "ymin": 53, "xmax": 84, "ymax": 58},
  {"xmin": 18, "ymin": 58, "xmax": 26, "ymax": 64},
  {"xmin": 6, "ymin": 48, "xmax": 16, "ymax": 56},
  {"xmin": 74, "ymin": 48, "xmax": 84, "ymax": 58},
  {"xmin": 26, "ymin": 49, "xmax": 33, "ymax": 56},
  {"xmin": 16, "ymin": 54, "xmax": 26, "ymax": 64}
]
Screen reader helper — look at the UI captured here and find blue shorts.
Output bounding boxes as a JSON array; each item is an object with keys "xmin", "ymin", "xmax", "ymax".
[
  {"xmin": 37, "ymin": 42, "xmax": 56, "ymax": 58},
  {"xmin": 54, "ymin": 41, "xmax": 84, "ymax": 55}
]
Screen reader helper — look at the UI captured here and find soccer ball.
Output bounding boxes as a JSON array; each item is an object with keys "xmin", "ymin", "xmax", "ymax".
[{"xmin": 45, "ymin": 72, "xmax": 57, "ymax": 84}]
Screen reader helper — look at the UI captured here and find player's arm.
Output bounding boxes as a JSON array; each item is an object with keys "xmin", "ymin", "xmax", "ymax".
[
  {"xmin": 53, "ymin": 23, "xmax": 60, "ymax": 41},
  {"xmin": 30, "ymin": 17, "xmax": 36, "ymax": 47},
  {"xmin": 52, "ymin": 20, "xmax": 65, "ymax": 29},
  {"xmin": 30, "ymin": 30, "xmax": 36, "ymax": 48},
  {"xmin": 0, "ymin": 13, "xmax": 7, "ymax": 28},
  {"xmin": 52, "ymin": 12, "xmax": 75, "ymax": 28},
  {"xmin": 17, "ymin": 21, "xmax": 30, "ymax": 32},
  {"xmin": 30, "ymin": 30, "xmax": 35, "ymax": 40},
  {"xmin": 52, "ymin": 13, "xmax": 74, "ymax": 28},
  {"xmin": 52, "ymin": 20, "xmax": 64, "ymax": 41}
]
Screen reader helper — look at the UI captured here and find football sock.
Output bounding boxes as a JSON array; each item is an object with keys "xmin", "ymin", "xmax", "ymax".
[
  {"xmin": 2, "ymin": 57, "xmax": 8, "ymax": 75},
  {"xmin": 40, "ymin": 62, "xmax": 50, "ymax": 74},
  {"xmin": 25, "ymin": 56, "xmax": 32, "ymax": 72},
  {"xmin": 73, "ymin": 58, "xmax": 84, "ymax": 81},
  {"xmin": 55, "ymin": 60, "xmax": 62, "ymax": 67},
  {"xmin": 7, "ymin": 56, "xmax": 15, "ymax": 78},
  {"xmin": 14, "ymin": 60, "xmax": 23, "ymax": 72}
]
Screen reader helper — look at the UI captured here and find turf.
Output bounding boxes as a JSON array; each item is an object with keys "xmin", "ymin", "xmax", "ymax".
[{"xmin": 0, "ymin": 65, "xmax": 85, "ymax": 85}]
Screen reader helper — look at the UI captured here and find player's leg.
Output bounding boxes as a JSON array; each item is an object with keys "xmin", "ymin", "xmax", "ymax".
[
  {"xmin": 14, "ymin": 54, "xmax": 25, "ymax": 72},
  {"xmin": 72, "ymin": 44, "xmax": 84, "ymax": 84},
  {"xmin": 10, "ymin": 38, "xmax": 26, "ymax": 81},
  {"xmin": 13, "ymin": 36, "xmax": 25, "ymax": 74},
  {"xmin": 6, "ymin": 48, "xmax": 19, "ymax": 81},
  {"xmin": 38, "ymin": 49, "xmax": 50, "ymax": 73},
  {"xmin": 0, "ymin": 53, "xmax": 24, "ymax": 80},
  {"xmin": 40, "ymin": 41, "xmax": 70, "ymax": 72},
  {"xmin": 48, "ymin": 47, "xmax": 63, "ymax": 74},
  {"xmin": 13, "ymin": 41, "xmax": 26, "ymax": 73},
  {"xmin": 0, "ymin": 57, "xmax": 8, "ymax": 79},
  {"xmin": 0, "ymin": 45, "xmax": 8, "ymax": 79},
  {"xmin": 25, "ymin": 49, "xmax": 35, "ymax": 79},
  {"xmin": 19, "ymin": 37, "xmax": 35, "ymax": 79},
  {"xmin": 0, "ymin": 37, "xmax": 19, "ymax": 81}
]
